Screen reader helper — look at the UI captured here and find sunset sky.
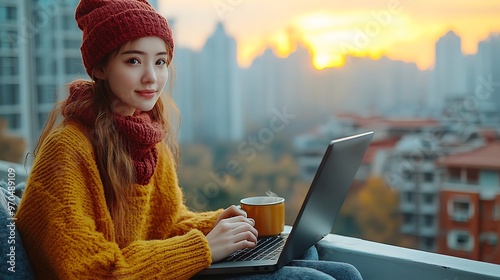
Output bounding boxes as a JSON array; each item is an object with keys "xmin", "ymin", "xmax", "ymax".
[{"xmin": 159, "ymin": 0, "xmax": 500, "ymax": 70}]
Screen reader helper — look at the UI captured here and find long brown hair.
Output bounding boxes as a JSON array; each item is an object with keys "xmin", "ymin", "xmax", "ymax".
[{"xmin": 33, "ymin": 42, "xmax": 179, "ymax": 241}]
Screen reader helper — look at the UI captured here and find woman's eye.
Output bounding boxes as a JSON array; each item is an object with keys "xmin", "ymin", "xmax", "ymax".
[
  {"xmin": 156, "ymin": 59, "xmax": 167, "ymax": 66},
  {"xmin": 128, "ymin": 58, "xmax": 140, "ymax": 65}
]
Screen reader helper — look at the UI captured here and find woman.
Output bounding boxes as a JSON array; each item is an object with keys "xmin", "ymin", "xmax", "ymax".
[{"xmin": 16, "ymin": 0, "xmax": 362, "ymax": 279}]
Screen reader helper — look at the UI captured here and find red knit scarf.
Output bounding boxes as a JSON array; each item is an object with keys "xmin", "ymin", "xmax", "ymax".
[{"xmin": 63, "ymin": 80, "xmax": 166, "ymax": 185}]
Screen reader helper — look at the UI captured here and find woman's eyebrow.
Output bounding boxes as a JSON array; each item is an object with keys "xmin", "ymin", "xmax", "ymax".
[{"xmin": 120, "ymin": 50, "xmax": 168, "ymax": 56}]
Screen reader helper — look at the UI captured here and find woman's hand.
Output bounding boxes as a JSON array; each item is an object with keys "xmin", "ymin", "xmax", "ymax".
[
  {"xmin": 206, "ymin": 205, "xmax": 258, "ymax": 263},
  {"xmin": 213, "ymin": 205, "xmax": 249, "ymax": 225}
]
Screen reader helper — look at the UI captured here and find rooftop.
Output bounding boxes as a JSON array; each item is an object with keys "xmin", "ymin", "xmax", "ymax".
[
  {"xmin": 335, "ymin": 113, "xmax": 440, "ymax": 130},
  {"xmin": 437, "ymin": 141, "xmax": 500, "ymax": 169}
]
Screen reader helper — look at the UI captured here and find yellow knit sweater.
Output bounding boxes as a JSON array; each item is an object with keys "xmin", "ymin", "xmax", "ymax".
[{"xmin": 16, "ymin": 122, "xmax": 223, "ymax": 279}]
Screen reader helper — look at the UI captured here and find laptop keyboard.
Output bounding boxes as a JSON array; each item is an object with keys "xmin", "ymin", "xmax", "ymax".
[{"xmin": 223, "ymin": 235, "xmax": 288, "ymax": 262}]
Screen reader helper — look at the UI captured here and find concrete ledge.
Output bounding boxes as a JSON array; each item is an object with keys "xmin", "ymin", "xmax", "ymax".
[{"xmin": 316, "ymin": 234, "xmax": 500, "ymax": 280}]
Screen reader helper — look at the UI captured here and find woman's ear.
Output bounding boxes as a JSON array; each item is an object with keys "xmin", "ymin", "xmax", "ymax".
[{"xmin": 93, "ymin": 67, "xmax": 107, "ymax": 80}]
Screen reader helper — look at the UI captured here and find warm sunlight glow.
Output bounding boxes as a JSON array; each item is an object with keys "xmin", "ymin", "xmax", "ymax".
[
  {"xmin": 313, "ymin": 52, "xmax": 345, "ymax": 69},
  {"xmin": 287, "ymin": 11, "xmax": 413, "ymax": 69},
  {"xmin": 270, "ymin": 32, "xmax": 294, "ymax": 58}
]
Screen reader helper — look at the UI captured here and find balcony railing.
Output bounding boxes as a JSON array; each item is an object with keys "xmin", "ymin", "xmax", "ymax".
[{"xmin": 317, "ymin": 233, "xmax": 500, "ymax": 280}]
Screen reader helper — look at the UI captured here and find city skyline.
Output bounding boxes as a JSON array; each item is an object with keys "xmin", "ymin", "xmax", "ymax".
[
  {"xmin": 171, "ymin": 19, "xmax": 499, "ymax": 145},
  {"xmin": 160, "ymin": 0, "xmax": 500, "ymax": 70},
  {"xmin": 1, "ymin": 0, "xmax": 499, "ymax": 153}
]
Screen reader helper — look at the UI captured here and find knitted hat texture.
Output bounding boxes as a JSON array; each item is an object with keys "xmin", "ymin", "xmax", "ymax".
[{"xmin": 75, "ymin": 0, "xmax": 174, "ymax": 77}]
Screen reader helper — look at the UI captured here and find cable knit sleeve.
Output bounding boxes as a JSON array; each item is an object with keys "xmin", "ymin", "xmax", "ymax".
[
  {"xmin": 171, "ymin": 192, "xmax": 223, "ymax": 236},
  {"xmin": 16, "ymin": 124, "xmax": 212, "ymax": 279}
]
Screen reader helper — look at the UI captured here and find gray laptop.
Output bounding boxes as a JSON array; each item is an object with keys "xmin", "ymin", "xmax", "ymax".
[{"xmin": 196, "ymin": 131, "xmax": 374, "ymax": 276}]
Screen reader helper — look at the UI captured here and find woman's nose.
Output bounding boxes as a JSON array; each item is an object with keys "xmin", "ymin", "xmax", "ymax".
[{"xmin": 142, "ymin": 65, "xmax": 157, "ymax": 84}]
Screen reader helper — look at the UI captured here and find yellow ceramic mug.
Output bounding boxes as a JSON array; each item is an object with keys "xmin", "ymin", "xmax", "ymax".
[{"xmin": 240, "ymin": 196, "xmax": 285, "ymax": 237}]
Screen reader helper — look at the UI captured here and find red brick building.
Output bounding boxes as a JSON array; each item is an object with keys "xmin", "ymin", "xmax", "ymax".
[{"xmin": 437, "ymin": 142, "xmax": 500, "ymax": 264}]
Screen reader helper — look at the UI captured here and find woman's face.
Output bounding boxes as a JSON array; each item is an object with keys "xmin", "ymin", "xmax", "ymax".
[{"xmin": 97, "ymin": 36, "xmax": 170, "ymax": 116}]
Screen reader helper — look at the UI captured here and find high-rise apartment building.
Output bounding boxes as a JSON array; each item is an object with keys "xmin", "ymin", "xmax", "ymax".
[
  {"xmin": 392, "ymin": 134, "xmax": 444, "ymax": 252},
  {"xmin": 475, "ymin": 34, "xmax": 500, "ymax": 126},
  {"xmin": 173, "ymin": 22, "xmax": 243, "ymax": 143},
  {"xmin": 199, "ymin": 22, "xmax": 242, "ymax": 142},
  {"xmin": 0, "ymin": 0, "xmax": 84, "ymax": 154},
  {"xmin": 433, "ymin": 31, "xmax": 468, "ymax": 111},
  {"xmin": 0, "ymin": 0, "xmax": 31, "ymax": 150}
]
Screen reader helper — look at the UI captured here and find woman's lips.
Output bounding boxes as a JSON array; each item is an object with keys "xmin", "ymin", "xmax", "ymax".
[{"xmin": 135, "ymin": 90, "xmax": 156, "ymax": 98}]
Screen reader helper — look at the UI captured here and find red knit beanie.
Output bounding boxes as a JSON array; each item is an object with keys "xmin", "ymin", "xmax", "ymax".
[{"xmin": 75, "ymin": 0, "xmax": 174, "ymax": 78}]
